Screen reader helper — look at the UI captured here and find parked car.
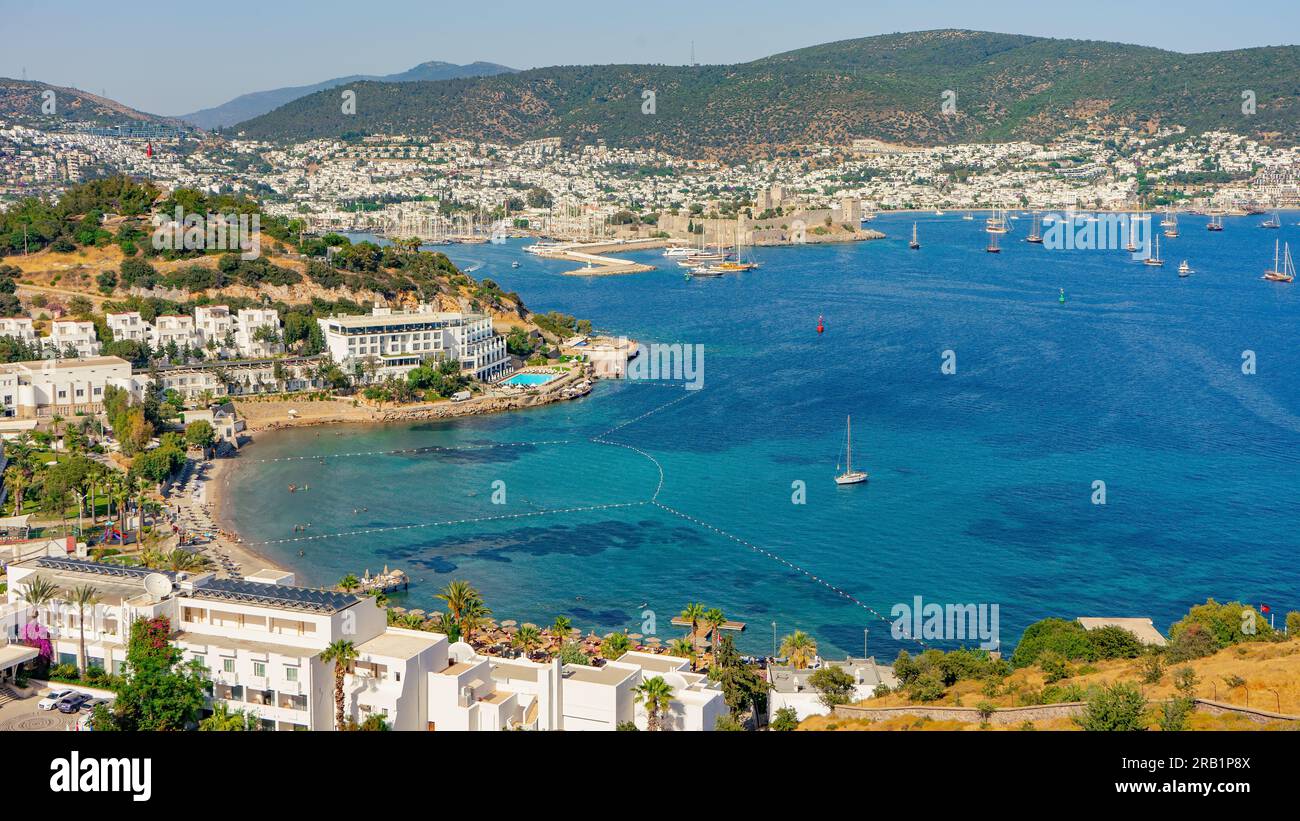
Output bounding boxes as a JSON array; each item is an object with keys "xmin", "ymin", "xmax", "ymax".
[
  {"xmin": 58, "ymin": 692, "xmax": 93, "ymax": 713},
  {"xmin": 80, "ymin": 697, "xmax": 111, "ymax": 713},
  {"xmin": 37, "ymin": 688, "xmax": 75, "ymax": 711}
]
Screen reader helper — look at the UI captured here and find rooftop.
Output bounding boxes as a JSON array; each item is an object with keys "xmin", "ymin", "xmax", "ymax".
[
  {"xmin": 1076, "ymin": 617, "xmax": 1168, "ymax": 647},
  {"xmin": 356, "ymin": 629, "xmax": 442, "ymax": 661},
  {"xmin": 188, "ymin": 577, "xmax": 361, "ymax": 614}
]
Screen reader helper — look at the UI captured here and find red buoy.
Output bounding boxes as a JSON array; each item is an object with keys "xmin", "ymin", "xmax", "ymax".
[{"xmin": 817, "ymin": 315, "xmax": 824, "ymax": 334}]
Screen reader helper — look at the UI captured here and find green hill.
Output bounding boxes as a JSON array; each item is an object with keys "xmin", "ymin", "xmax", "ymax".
[{"xmin": 233, "ymin": 30, "xmax": 1300, "ymax": 153}]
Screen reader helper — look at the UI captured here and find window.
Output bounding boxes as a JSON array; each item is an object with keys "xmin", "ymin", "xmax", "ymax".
[
  {"xmin": 222, "ymin": 658, "xmax": 236, "ymax": 674},
  {"xmin": 253, "ymin": 661, "xmax": 266, "ymax": 678},
  {"xmin": 284, "ymin": 666, "xmax": 298, "ymax": 682}
]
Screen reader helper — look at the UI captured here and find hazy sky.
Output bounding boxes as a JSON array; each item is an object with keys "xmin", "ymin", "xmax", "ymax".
[{"xmin": 2, "ymin": 0, "xmax": 1298, "ymax": 115}]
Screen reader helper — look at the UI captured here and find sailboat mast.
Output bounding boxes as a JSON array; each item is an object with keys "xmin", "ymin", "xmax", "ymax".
[{"xmin": 846, "ymin": 416, "xmax": 852, "ymax": 472}]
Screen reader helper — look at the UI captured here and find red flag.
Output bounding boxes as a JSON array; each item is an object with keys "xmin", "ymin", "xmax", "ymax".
[{"xmin": 1261, "ymin": 604, "xmax": 1271, "ymax": 613}]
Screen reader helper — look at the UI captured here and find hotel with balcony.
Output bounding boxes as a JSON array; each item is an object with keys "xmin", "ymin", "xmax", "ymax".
[
  {"xmin": 317, "ymin": 305, "xmax": 511, "ymax": 383},
  {"xmin": 0, "ymin": 558, "xmax": 440, "ymax": 730}
]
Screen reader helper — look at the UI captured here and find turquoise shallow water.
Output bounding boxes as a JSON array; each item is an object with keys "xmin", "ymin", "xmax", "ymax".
[{"xmin": 226, "ymin": 213, "xmax": 1300, "ymax": 657}]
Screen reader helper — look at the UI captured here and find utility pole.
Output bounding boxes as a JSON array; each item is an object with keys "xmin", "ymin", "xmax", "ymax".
[{"xmin": 771, "ymin": 621, "xmax": 776, "ymax": 659}]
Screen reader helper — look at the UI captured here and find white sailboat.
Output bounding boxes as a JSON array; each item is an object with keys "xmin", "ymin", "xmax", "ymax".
[
  {"xmin": 835, "ymin": 416, "xmax": 869, "ymax": 485},
  {"xmin": 1263, "ymin": 239, "xmax": 1295, "ymax": 283},
  {"xmin": 909, "ymin": 223, "xmax": 920, "ymax": 250},
  {"xmin": 1144, "ymin": 234, "xmax": 1165, "ymax": 267}
]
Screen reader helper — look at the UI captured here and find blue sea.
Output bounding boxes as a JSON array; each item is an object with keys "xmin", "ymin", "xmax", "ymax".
[{"xmin": 225, "ymin": 212, "xmax": 1300, "ymax": 659}]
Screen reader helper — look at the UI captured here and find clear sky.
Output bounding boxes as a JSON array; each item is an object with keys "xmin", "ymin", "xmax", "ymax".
[{"xmin": 2, "ymin": 0, "xmax": 1297, "ymax": 116}]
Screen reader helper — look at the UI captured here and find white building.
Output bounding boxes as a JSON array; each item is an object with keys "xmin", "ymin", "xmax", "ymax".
[
  {"xmin": 234, "ymin": 308, "xmax": 282, "ymax": 358},
  {"xmin": 194, "ymin": 305, "xmax": 235, "ymax": 352},
  {"xmin": 0, "ymin": 558, "xmax": 441, "ymax": 730},
  {"xmin": 48, "ymin": 320, "xmax": 101, "ymax": 358},
  {"xmin": 317, "ymin": 306, "xmax": 510, "ymax": 382},
  {"xmin": 0, "ymin": 317, "xmax": 37, "ymax": 346},
  {"xmin": 0, "ymin": 356, "xmax": 138, "ymax": 418},
  {"xmin": 427, "ymin": 645, "xmax": 727, "ymax": 731},
  {"xmin": 105, "ymin": 311, "xmax": 150, "ymax": 344},
  {"xmin": 767, "ymin": 656, "xmax": 898, "ymax": 723},
  {"xmin": 152, "ymin": 314, "xmax": 198, "ymax": 351}
]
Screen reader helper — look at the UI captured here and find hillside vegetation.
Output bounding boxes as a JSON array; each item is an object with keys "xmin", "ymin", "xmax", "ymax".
[{"xmin": 234, "ymin": 30, "xmax": 1300, "ymax": 153}]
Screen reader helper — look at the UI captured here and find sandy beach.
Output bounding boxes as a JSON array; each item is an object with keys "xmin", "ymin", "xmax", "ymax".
[{"xmin": 196, "ymin": 450, "xmax": 286, "ymax": 574}]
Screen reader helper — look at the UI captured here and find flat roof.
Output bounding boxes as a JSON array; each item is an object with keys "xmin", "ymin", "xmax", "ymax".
[
  {"xmin": 562, "ymin": 663, "xmax": 636, "ymax": 687},
  {"xmin": 4, "ymin": 356, "xmax": 130, "ymax": 371},
  {"xmin": 357, "ymin": 629, "xmax": 441, "ymax": 661},
  {"xmin": 190, "ymin": 577, "xmax": 360, "ymax": 615},
  {"xmin": 325, "ymin": 311, "xmax": 487, "ymax": 328},
  {"xmin": 1077, "ymin": 617, "xmax": 1168, "ymax": 646}
]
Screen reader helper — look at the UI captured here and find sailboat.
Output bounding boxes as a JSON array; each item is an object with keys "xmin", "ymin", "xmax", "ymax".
[
  {"xmin": 1025, "ymin": 211, "xmax": 1044, "ymax": 244},
  {"xmin": 985, "ymin": 208, "xmax": 1009, "ymax": 234},
  {"xmin": 1144, "ymin": 234, "xmax": 1165, "ymax": 267},
  {"xmin": 1125, "ymin": 212, "xmax": 1140, "ymax": 252},
  {"xmin": 1206, "ymin": 213, "xmax": 1224, "ymax": 232},
  {"xmin": 963, "ymin": 211, "xmax": 975, "ymax": 221},
  {"xmin": 834, "ymin": 416, "xmax": 868, "ymax": 485},
  {"xmin": 1261, "ymin": 212, "xmax": 1282, "ymax": 229},
  {"xmin": 909, "ymin": 223, "xmax": 920, "ymax": 250},
  {"xmin": 1163, "ymin": 210, "xmax": 1179, "ymax": 238},
  {"xmin": 986, "ymin": 231, "xmax": 1001, "ymax": 253},
  {"xmin": 1263, "ymin": 240, "xmax": 1295, "ymax": 283},
  {"xmin": 1160, "ymin": 207, "xmax": 1176, "ymax": 228}
]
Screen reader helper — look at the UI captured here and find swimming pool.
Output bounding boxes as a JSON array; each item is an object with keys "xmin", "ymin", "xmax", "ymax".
[{"xmin": 501, "ymin": 372, "xmax": 557, "ymax": 387}]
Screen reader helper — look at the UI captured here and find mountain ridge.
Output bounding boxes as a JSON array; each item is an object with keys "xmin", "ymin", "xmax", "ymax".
[
  {"xmin": 178, "ymin": 60, "xmax": 516, "ymax": 130},
  {"xmin": 232, "ymin": 29, "xmax": 1300, "ymax": 153}
]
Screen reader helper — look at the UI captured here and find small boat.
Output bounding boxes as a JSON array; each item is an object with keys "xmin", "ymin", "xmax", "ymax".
[
  {"xmin": 1160, "ymin": 208, "xmax": 1176, "ymax": 228},
  {"xmin": 909, "ymin": 223, "xmax": 920, "ymax": 250},
  {"xmin": 1262, "ymin": 240, "xmax": 1295, "ymax": 283},
  {"xmin": 834, "ymin": 415, "xmax": 868, "ymax": 486},
  {"xmin": 1178, "ymin": 260, "xmax": 1193, "ymax": 277},
  {"xmin": 687, "ymin": 265, "xmax": 724, "ymax": 278},
  {"xmin": 1206, "ymin": 213, "xmax": 1224, "ymax": 232},
  {"xmin": 934, "ymin": 209, "xmax": 945, "ymax": 216},
  {"xmin": 511, "ymin": 261, "xmax": 520, "ymax": 268},
  {"xmin": 662, "ymin": 244, "xmax": 695, "ymax": 257},
  {"xmin": 1144, "ymin": 235, "xmax": 1165, "ymax": 267},
  {"xmin": 962, "ymin": 212, "xmax": 974, "ymax": 221},
  {"xmin": 1261, "ymin": 212, "xmax": 1282, "ymax": 229}
]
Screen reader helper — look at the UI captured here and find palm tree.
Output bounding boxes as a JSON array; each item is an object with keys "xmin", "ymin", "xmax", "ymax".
[
  {"xmin": 319, "ymin": 640, "xmax": 358, "ymax": 730},
  {"xmin": 633, "ymin": 676, "xmax": 675, "ymax": 731},
  {"xmin": 163, "ymin": 549, "xmax": 210, "ymax": 572},
  {"xmin": 459, "ymin": 599, "xmax": 492, "ymax": 645},
  {"xmin": 679, "ymin": 602, "xmax": 706, "ymax": 670},
  {"xmin": 666, "ymin": 638, "xmax": 696, "ymax": 665},
  {"xmin": 703, "ymin": 607, "xmax": 726, "ymax": 667},
  {"xmin": 4, "ymin": 465, "xmax": 28, "ymax": 515},
  {"xmin": 66, "ymin": 584, "xmax": 101, "ymax": 673},
  {"xmin": 436, "ymin": 579, "xmax": 480, "ymax": 637},
  {"xmin": 600, "ymin": 632, "xmax": 631, "ymax": 660},
  {"xmin": 780, "ymin": 630, "xmax": 818, "ymax": 670},
  {"xmin": 338, "ymin": 574, "xmax": 360, "ymax": 592},
  {"xmin": 550, "ymin": 615, "xmax": 572, "ymax": 651},
  {"xmin": 512, "ymin": 624, "xmax": 542, "ymax": 656},
  {"xmin": 199, "ymin": 702, "xmax": 263, "ymax": 731}
]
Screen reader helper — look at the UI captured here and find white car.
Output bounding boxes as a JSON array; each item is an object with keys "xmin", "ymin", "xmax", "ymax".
[{"xmin": 38, "ymin": 688, "xmax": 75, "ymax": 710}]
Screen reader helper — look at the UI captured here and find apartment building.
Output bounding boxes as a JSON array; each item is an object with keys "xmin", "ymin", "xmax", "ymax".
[
  {"xmin": 317, "ymin": 305, "xmax": 510, "ymax": 382},
  {"xmin": 0, "ymin": 558, "xmax": 441, "ymax": 730},
  {"xmin": 152, "ymin": 314, "xmax": 197, "ymax": 350},
  {"xmin": 194, "ymin": 305, "xmax": 236, "ymax": 351},
  {"xmin": 0, "ymin": 356, "xmax": 139, "ymax": 418},
  {"xmin": 105, "ymin": 311, "xmax": 150, "ymax": 343},
  {"xmin": 427, "ymin": 644, "xmax": 727, "ymax": 731},
  {"xmin": 48, "ymin": 320, "xmax": 101, "ymax": 358},
  {"xmin": 0, "ymin": 317, "xmax": 37, "ymax": 345},
  {"xmin": 767, "ymin": 656, "xmax": 898, "ymax": 722},
  {"xmin": 235, "ymin": 308, "xmax": 282, "ymax": 358}
]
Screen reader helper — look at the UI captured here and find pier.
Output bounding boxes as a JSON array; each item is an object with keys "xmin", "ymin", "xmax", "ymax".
[{"xmin": 527, "ymin": 238, "xmax": 663, "ymax": 276}]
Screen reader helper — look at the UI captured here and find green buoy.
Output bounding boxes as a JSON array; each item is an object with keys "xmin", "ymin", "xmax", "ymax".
[{"xmin": 1059, "ymin": 288, "xmax": 1066, "ymax": 304}]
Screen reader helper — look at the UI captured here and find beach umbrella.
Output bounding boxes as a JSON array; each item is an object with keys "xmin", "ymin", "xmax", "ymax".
[{"xmin": 501, "ymin": 619, "xmax": 517, "ymax": 628}]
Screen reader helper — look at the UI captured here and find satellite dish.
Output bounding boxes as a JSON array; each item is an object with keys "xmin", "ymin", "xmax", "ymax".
[{"xmin": 143, "ymin": 573, "xmax": 172, "ymax": 601}]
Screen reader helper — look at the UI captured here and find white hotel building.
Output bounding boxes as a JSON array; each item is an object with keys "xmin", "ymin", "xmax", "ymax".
[
  {"xmin": 317, "ymin": 305, "xmax": 511, "ymax": 382},
  {"xmin": 0, "ymin": 558, "xmax": 728, "ymax": 731},
  {"xmin": 102, "ymin": 306, "xmax": 284, "ymax": 359},
  {"xmin": 0, "ymin": 356, "xmax": 141, "ymax": 419}
]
